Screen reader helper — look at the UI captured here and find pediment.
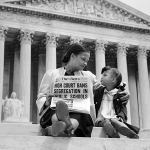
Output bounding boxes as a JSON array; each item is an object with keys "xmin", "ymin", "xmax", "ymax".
[{"xmin": 1, "ymin": 0, "xmax": 150, "ymax": 28}]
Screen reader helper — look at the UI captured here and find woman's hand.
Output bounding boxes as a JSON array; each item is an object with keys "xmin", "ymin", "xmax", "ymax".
[
  {"xmin": 45, "ymin": 93, "xmax": 54, "ymax": 106},
  {"xmin": 118, "ymin": 89, "xmax": 130, "ymax": 104}
]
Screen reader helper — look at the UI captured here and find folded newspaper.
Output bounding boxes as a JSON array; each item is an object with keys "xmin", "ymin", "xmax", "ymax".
[{"xmin": 50, "ymin": 76, "xmax": 91, "ymax": 114}]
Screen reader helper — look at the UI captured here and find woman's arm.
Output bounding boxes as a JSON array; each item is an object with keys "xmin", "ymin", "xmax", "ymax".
[
  {"xmin": 36, "ymin": 70, "xmax": 53, "ymax": 115},
  {"xmin": 118, "ymin": 89, "xmax": 130, "ymax": 104}
]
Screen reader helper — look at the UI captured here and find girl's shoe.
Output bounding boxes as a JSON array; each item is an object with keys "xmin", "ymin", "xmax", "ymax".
[{"xmin": 117, "ymin": 126, "xmax": 139, "ymax": 139}]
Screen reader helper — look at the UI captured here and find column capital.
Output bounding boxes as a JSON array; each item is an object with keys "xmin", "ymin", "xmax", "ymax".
[
  {"xmin": 70, "ymin": 36, "xmax": 83, "ymax": 45},
  {"xmin": 19, "ymin": 29, "xmax": 34, "ymax": 44},
  {"xmin": 45, "ymin": 32, "xmax": 59, "ymax": 47},
  {"xmin": 0, "ymin": 25, "xmax": 8, "ymax": 41},
  {"xmin": 117, "ymin": 43, "xmax": 129, "ymax": 56},
  {"xmin": 137, "ymin": 45, "xmax": 149, "ymax": 58},
  {"xmin": 95, "ymin": 39, "xmax": 108, "ymax": 53}
]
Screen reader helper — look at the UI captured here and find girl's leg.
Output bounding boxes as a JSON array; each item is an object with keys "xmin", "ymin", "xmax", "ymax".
[
  {"xmin": 97, "ymin": 119, "xmax": 119, "ymax": 138},
  {"xmin": 111, "ymin": 118, "xmax": 139, "ymax": 139}
]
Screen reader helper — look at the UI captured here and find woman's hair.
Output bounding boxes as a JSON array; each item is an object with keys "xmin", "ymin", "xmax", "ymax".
[
  {"xmin": 101, "ymin": 66, "xmax": 122, "ymax": 88},
  {"xmin": 62, "ymin": 43, "xmax": 90, "ymax": 63}
]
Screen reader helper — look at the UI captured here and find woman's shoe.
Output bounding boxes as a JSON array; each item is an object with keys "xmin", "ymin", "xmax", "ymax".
[
  {"xmin": 46, "ymin": 121, "xmax": 66, "ymax": 136},
  {"xmin": 56, "ymin": 100, "xmax": 74, "ymax": 135}
]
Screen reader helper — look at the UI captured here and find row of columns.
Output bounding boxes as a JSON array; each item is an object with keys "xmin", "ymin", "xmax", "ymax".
[
  {"xmin": 0, "ymin": 26, "xmax": 150, "ymax": 129},
  {"xmin": 95, "ymin": 40, "xmax": 150, "ymax": 129}
]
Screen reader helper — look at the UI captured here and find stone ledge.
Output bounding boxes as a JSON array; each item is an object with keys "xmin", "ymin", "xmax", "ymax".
[
  {"xmin": 0, "ymin": 123, "xmax": 150, "ymax": 139},
  {"xmin": 0, "ymin": 135, "xmax": 150, "ymax": 150},
  {"xmin": 0, "ymin": 123, "xmax": 39, "ymax": 136},
  {"xmin": 92, "ymin": 127, "xmax": 150, "ymax": 139}
]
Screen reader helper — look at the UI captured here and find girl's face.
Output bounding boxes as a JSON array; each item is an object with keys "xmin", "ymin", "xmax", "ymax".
[
  {"xmin": 100, "ymin": 70, "xmax": 115, "ymax": 87},
  {"xmin": 71, "ymin": 52, "xmax": 90, "ymax": 71}
]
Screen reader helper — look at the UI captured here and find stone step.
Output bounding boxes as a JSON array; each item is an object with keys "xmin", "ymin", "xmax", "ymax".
[
  {"xmin": 0, "ymin": 135, "xmax": 150, "ymax": 150},
  {"xmin": 0, "ymin": 123, "xmax": 150, "ymax": 139},
  {"xmin": 0, "ymin": 123, "xmax": 40, "ymax": 136}
]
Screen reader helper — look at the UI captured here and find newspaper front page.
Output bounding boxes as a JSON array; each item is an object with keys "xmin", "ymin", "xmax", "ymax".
[{"xmin": 50, "ymin": 76, "xmax": 90, "ymax": 114}]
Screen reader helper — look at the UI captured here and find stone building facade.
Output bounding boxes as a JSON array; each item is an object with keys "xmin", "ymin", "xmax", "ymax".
[{"xmin": 0, "ymin": 0, "xmax": 150, "ymax": 129}]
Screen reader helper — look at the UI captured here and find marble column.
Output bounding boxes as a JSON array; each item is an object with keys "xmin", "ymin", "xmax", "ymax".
[
  {"xmin": 31, "ymin": 56, "xmax": 38, "ymax": 124},
  {"xmin": 38, "ymin": 54, "xmax": 46, "ymax": 90},
  {"xmin": 19, "ymin": 29, "xmax": 34, "ymax": 122},
  {"xmin": 3, "ymin": 59, "xmax": 10, "ymax": 100},
  {"xmin": 13, "ymin": 50, "xmax": 20, "ymax": 99},
  {"xmin": 128, "ymin": 64, "xmax": 139, "ymax": 127},
  {"xmin": 117, "ymin": 43, "xmax": 131, "ymax": 123},
  {"xmin": 45, "ymin": 33, "xmax": 59, "ymax": 71},
  {"xmin": 37, "ymin": 53, "xmax": 46, "ymax": 123},
  {"xmin": 95, "ymin": 40, "xmax": 107, "ymax": 81},
  {"xmin": 137, "ymin": 46, "xmax": 150, "ymax": 129},
  {"xmin": 0, "ymin": 26, "xmax": 7, "ymax": 122}
]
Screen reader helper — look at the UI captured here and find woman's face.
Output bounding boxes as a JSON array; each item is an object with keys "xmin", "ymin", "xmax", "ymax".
[{"xmin": 71, "ymin": 52, "xmax": 90, "ymax": 71}]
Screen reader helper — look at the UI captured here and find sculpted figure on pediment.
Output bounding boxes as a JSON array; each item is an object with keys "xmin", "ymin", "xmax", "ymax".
[
  {"xmin": 55, "ymin": 0, "xmax": 64, "ymax": 11},
  {"xmin": 94, "ymin": 0, "xmax": 105, "ymax": 18},
  {"xmin": 113, "ymin": 10, "xmax": 124, "ymax": 21},
  {"xmin": 123, "ymin": 14, "xmax": 136, "ymax": 24},
  {"xmin": 65, "ymin": 0, "xmax": 74, "ymax": 13},
  {"xmin": 105, "ymin": 6, "xmax": 114, "ymax": 20},
  {"xmin": 75, "ymin": 0, "xmax": 85, "ymax": 15},
  {"xmin": 84, "ymin": 0, "xmax": 95, "ymax": 16}
]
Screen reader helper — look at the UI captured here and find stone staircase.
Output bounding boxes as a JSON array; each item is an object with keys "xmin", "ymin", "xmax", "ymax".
[{"xmin": 0, "ymin": 123, "xmax": 150, "ymax": 150}]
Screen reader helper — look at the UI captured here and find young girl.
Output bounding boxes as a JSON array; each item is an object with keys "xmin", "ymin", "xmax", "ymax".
[{"xmin": 94, "ymin": 66, "xmax": 139, "ymax": 138}]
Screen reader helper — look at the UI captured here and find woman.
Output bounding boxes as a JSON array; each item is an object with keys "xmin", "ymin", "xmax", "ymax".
[{"xmin": 36, "ymin": 43, "xmax": 129, "ymax": 137}]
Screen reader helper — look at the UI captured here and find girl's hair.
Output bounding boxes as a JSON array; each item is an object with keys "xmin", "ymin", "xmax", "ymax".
[
  {"xmin": 101, "ymin": 66, "xmax": 122, "ymax": 88},
  {"xmin": 62, "ymin": 43, "xmax": 90, "ymax": 63}
]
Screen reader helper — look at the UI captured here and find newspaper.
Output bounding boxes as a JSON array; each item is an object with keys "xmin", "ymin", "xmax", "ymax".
[{"xmin": 50, "ymin": 76, "xmax": 91, "ymax": 114}]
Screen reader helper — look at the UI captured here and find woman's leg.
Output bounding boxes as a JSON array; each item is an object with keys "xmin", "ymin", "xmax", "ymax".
[
  {"xmin": 56, "ymin": 101, "xmax": 79, "ymax": 135},
  {"xmin": 51, "ymin": 113, "xmax": 79, "ymax": 131},
  {"xmin": 70, "ymin": 118, "xmax": 79, "ymax": 131},
  {"xmin": 110, "ymin": 118, "xmax": 139, "ymax": 139}
]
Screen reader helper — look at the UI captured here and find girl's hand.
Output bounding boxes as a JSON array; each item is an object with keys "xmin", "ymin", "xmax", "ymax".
[{"xmin": 45, "ymin": 93, "xmax": 54, "ymax": 106}]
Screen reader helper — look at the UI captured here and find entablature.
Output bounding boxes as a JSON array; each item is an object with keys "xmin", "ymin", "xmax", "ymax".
[{"xmin": 1, "ymin": 0, "xmax": 150, "ymax": 34}]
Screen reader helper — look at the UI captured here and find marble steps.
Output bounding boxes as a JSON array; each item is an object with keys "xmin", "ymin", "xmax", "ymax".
[
  {"xmin": 0, "ymin": 123, "xmax": 150, "ymax": 150},
  {"xmin": 0, "ymin": 135, "xmax": 150, "ymax": 150},
  {"xmin": 0, "ymin": 123, "xmax": 150, "ymax": 139}
]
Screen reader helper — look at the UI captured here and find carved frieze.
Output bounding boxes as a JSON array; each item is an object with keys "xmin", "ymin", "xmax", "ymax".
[
  {"xmin": 123, "ymin": 31, "xmax": 150, "ymax": 42},
  {"xmin": 10, "ymin": 0, "xmax": 148, "ymax": 26},
  {"xmin": 0, "ymin": 11, "xmax": 52, "ymax": 26}
]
